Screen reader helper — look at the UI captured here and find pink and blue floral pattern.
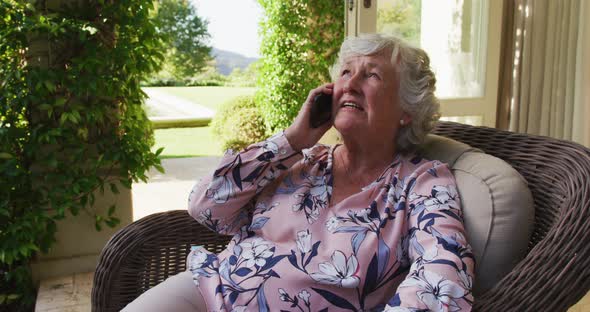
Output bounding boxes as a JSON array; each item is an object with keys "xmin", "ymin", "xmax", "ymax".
[{"xmin": 187, "ymin": 133, "xmax": 475, "ymax": 311}]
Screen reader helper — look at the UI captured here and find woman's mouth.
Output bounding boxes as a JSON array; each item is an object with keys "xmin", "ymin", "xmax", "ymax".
[{"xmin": 341, "ymin": 102, "xmax": 364, "ymax": 111}]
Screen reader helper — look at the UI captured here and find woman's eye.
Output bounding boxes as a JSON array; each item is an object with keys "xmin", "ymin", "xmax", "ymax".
[
  {"xmin": 368, "ymin": 72, "xmax": 380, "ymax": 79},
  {"xmin": 341, "ymin": 69, "xmax": 351, "ymax": 76}
]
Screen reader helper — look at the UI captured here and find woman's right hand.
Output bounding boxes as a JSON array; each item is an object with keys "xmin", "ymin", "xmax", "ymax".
[{"xmin": 284, "ymin": 83, "xmax": 334, "ymax": 151}]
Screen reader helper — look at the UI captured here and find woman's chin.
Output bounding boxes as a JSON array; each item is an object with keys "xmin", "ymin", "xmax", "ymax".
[{"xmin": 333, "ymin": 118, "xmax": 363, "ymax": 137}]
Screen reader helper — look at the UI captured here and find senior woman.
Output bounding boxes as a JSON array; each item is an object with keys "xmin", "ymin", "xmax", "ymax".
[{"xmin": 123, "ymin": 33, "xmax": 474, "ymax": 312}]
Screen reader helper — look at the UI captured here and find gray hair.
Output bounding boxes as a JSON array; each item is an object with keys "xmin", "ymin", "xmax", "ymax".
[{"xmin": 330, "ymin": 33, "xmax": 440, "ymax": 153}]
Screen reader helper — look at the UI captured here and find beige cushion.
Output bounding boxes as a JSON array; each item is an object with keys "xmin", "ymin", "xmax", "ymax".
[{"xmin": 418, "ymin": 134, "xmax": 535, "ymax": 296}]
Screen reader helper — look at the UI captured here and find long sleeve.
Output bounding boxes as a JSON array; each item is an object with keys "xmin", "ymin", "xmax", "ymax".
[
  {"xmin": 188, "ymin": 132, "xmax": 302, "ymax": 236},
  {"xmin": 386, "ymin": 162, "xmax": 475, "ymax": 312}
]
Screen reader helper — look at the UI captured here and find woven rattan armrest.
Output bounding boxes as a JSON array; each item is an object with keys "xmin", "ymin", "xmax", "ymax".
[
  {"xmin": 91, "ymin": 210, "xmax": 230, "ymax": 312},
  {"xmin": 433, "ymin": 122, "xmax": 590, "ymax": 311}
]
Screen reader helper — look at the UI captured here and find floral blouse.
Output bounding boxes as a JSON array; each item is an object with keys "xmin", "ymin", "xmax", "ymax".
[{"xmin": 187, "ymin": 132, "xmax": 475, "ymax": 312}]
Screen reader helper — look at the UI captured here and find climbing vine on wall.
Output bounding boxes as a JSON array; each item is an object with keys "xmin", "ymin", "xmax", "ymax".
[
  {"xmin": 0, "ymin": 0, "xmax": 164, "ymax": 310},
  {"xmin": 256, "ymin": 0, "xmax": 345, "ymax": 132}
]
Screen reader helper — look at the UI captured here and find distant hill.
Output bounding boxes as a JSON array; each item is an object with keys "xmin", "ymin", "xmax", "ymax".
[{"xmin": 211, "ymin": 48, "xmax": 258, "ymax": 75}]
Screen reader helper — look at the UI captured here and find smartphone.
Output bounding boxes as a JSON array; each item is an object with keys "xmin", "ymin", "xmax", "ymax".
[{"xmin": 309, "ymin": 93, "xmax": 333, "ymax": 128}]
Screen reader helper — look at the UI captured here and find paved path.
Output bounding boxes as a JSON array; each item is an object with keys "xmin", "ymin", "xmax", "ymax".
[
  {"xmin": 132, "ymin": 156, "xmax": 222, "ymax": 220},
  {"xmin": 143, "ymin": 88, "xmax": 215, "ymax": 119},
  {"xmin": 137, "ymin": 88, "xmax": 221, "ymax": 218}
]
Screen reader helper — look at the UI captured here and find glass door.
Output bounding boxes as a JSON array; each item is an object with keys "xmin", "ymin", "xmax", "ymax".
[{"xmin": 346, "ymin": 0, "xmax": 503, "ymax": 127}]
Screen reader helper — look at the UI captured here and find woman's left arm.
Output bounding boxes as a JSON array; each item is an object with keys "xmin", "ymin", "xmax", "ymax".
[{"xmin": 386, "ymin": 161, "xmax": 475, "ymax": 311}]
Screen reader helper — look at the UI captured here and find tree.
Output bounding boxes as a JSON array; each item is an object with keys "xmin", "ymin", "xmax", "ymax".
[
  {"xmin": 227, "ymin": 61, "xmax": 259, "ymax": 87},
  {"xmin": 155, "ymin": 0, "xmax": 211, "ymax": 79}
]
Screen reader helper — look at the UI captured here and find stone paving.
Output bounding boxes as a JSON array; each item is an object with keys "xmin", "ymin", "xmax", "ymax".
[
  {"xmin": 131, "ymin": 156, "xmax": 222, "ymax": 220},
  {"xmin": 35, "ymin": 272, "xmax": 93, "ymax": 312}
]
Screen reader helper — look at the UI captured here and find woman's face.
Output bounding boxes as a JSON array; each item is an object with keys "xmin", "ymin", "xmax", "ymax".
[{"xmin": 332, "ymin": 50, "xmax": 406, "ymax": 142}]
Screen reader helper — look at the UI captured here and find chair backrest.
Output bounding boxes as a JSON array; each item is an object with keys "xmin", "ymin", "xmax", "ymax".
[
  {"xmin": 419, "ymin": 133, "xmax": 535, "ymax": 296},
  {"xmin": 92, "ymin": 121, "xmax": 590, "ymax": 312},
  {"xmin": 433, "ymin": 121, "xmax": 590, "ymax": 311}
]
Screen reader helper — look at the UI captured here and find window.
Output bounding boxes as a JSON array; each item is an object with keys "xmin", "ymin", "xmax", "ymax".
[{"xmin": 346, "ymin": 0, "xmax": 503, "ymax": 126}]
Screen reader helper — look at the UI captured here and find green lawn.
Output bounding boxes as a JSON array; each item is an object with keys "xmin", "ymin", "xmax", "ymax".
[
  {"xmin": 143, "ymin": 86, "xmax": 256, "ymax": 112},
  {"xmin": 153, "ymin": 126, "xmax": 222, "ymax": 158},
  {"xmin": 145, "ymin": 86, "xmax": 257, "ymax": 158}
]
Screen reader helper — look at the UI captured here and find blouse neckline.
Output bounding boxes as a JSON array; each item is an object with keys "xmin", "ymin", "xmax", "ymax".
[{"xmin": 327, "ymin": 144, "xmax": 403, "ymax": 194}]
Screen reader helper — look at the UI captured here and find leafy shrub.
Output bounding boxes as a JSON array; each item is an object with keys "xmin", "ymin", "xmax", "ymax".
[
  {"xmin": 226, "ymin": 62, "xmax": 258, "ymax": 87},
  {"xmin": 189, "ymin": 67, "xmax": 229, "ymax": 86},
  {"xmin": 140, "ymin": 77, "xmax": 226, "ymax": 87},
  {"xmin": 256, "ymin": 0, "xmax": 344, "ymax": 132},
  {"xmin": 220, "ymin": 138, "xmax": 251, "ymax": 151},
  {"xmin": 184, "ymin": 78, "xmax": 226, "ymax": 87},
  {"xmin": 211, "ymin": 95, "xmax": 267, "ymax": 151},
  {"xmin": 141, "ymin": 77, "xmax": 185, "ymax": 86}
]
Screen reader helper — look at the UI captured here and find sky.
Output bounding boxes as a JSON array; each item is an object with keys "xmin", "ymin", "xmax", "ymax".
[{"xmin": 190, "ymin": 0, "xmax": 262, "ymax": 58}]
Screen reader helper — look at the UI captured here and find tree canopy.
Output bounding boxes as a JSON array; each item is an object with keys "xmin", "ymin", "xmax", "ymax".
[{"xmin": 156, "ymin": 0, "xmax": 211, "ymax": 78}]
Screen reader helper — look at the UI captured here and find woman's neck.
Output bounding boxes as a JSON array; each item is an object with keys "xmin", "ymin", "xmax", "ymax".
[
  {"xmin": 333, "ymin": 139, "xmax": 397, "ymax": 189},
  {"xmin": 337, "ymin": 137, "xmax": 397, "ymax": 174}
]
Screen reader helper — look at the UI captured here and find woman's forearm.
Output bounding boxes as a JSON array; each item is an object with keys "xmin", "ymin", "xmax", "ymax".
[{"xmin": 188, "ymin": 132, "xmax": 302, "ymax": 235}]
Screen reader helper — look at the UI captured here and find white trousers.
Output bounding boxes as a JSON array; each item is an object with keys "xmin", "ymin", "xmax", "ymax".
[{"xmin": 121, "ymin": 270, "xmax": 207, "ymax": 312}]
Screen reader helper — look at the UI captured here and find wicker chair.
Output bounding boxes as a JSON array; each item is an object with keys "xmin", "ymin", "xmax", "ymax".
[{"xmin": 91, "ymin": 121, "xmax": 590, "ymax": 312}]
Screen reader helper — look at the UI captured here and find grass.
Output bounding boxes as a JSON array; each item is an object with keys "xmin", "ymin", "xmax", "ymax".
[
  {"xmin": 153, "ymin": 126, "xmax": 223, "ymax": 158},
  {"xmin": 144, "ymin": 86, "xmax": 257, "ymax": 158},
  {"xmin": 143, "ymin": 86, "xmax": 256, "ymax": 112}
]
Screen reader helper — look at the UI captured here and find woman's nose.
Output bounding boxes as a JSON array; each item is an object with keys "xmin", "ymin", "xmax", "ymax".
[{"xmin": 343, "ymin": 73, "xmax": 361, "ymax": 93}]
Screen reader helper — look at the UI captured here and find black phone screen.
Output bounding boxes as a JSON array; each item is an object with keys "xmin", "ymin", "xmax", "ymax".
[{"xmin": 309, "ymin": 93, "xmax": 332, "ymax": 128}]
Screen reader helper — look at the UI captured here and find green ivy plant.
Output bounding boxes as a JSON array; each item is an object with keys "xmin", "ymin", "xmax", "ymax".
[
  {"xmin": 0, "ymin": 0, "xmax": 164, "ymax": 310},
  {"xmin": 256, "ymin": 0, "xmax": 344, "ymax": 133}
]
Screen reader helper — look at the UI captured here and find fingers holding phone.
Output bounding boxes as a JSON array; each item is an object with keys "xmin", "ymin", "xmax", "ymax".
[
  {"xmin": 309, "ymin": 92, "xmax": 333, "ymax": 128},
  {"xmin": 305, "ymin": 83, "xmax": 334, "ymax": 127},
  {"xmin": 285, "ymin": 83, "xmax": 334, "ymax": 151}
]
